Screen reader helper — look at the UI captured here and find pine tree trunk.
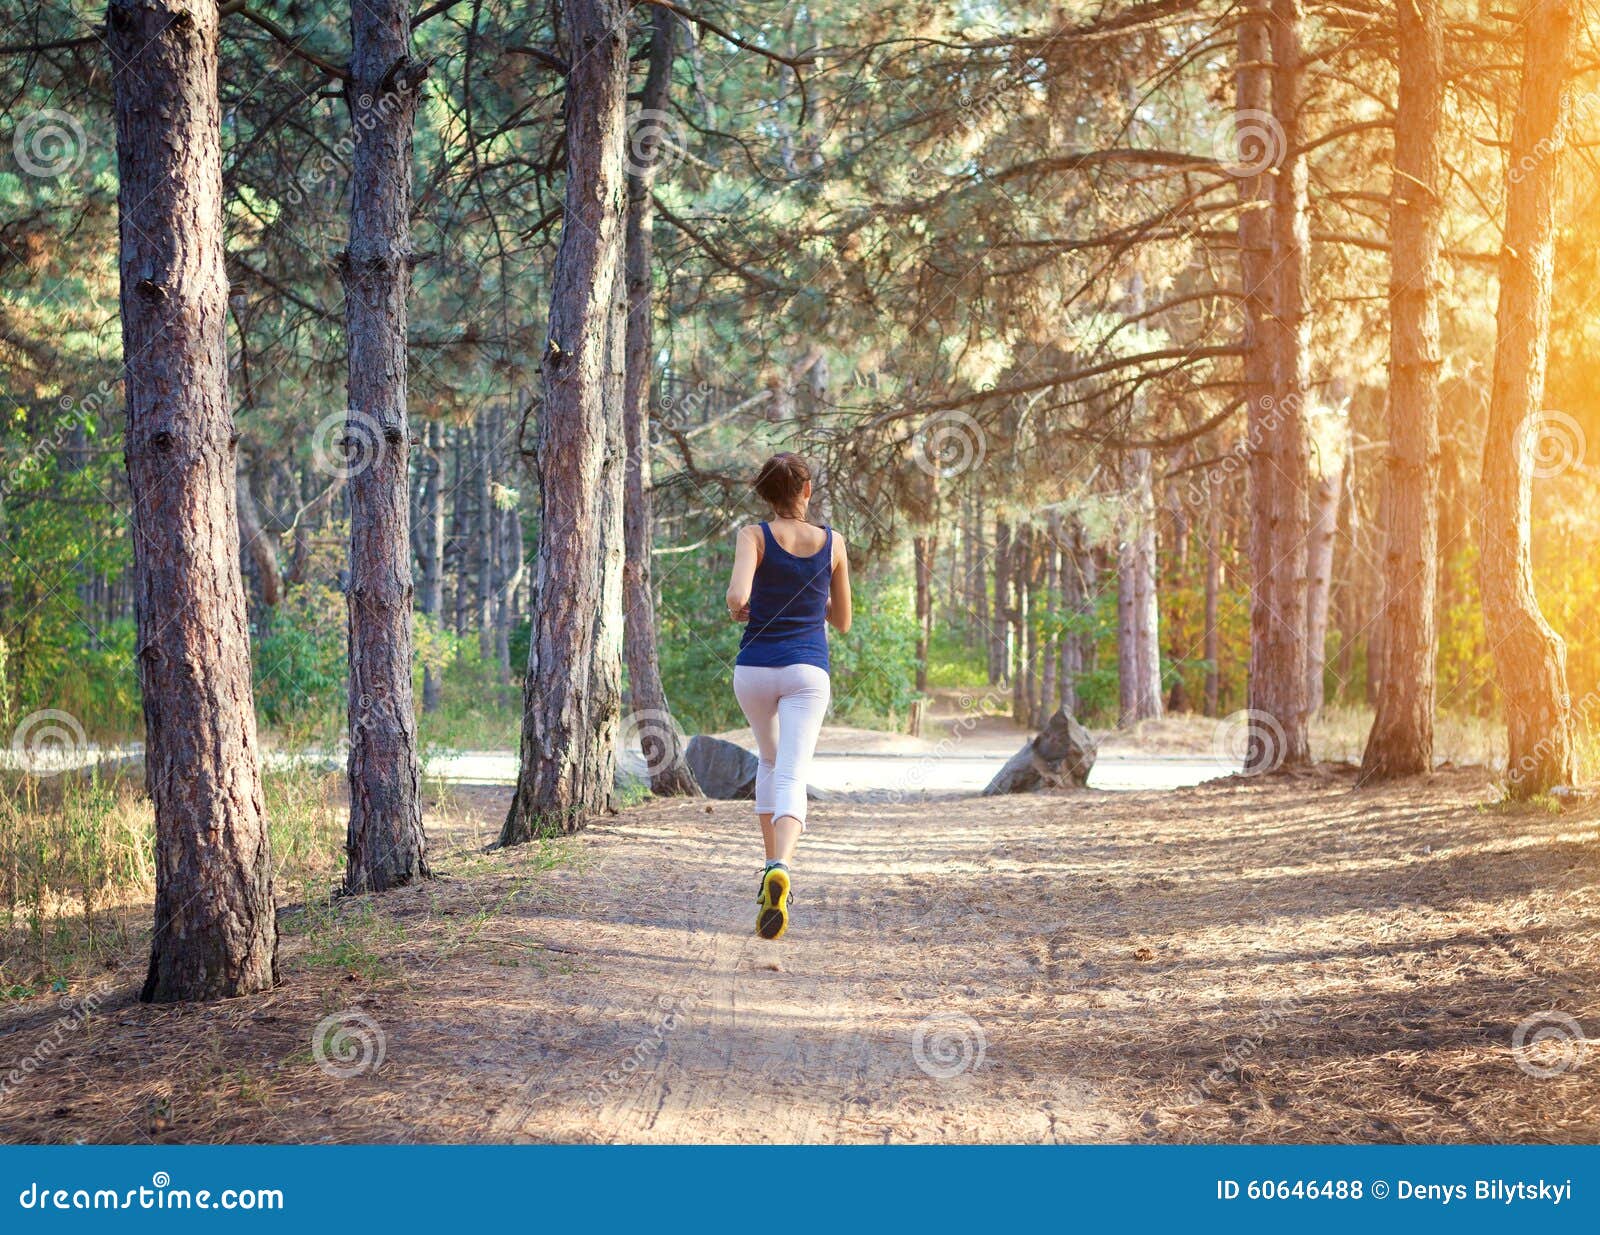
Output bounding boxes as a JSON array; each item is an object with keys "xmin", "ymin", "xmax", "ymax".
[
  {"xmin": 1479, "ymin": 0, "xmax": 1578, "ymax": 798},
  {"xmin": 495, "ymin": 498, "xmax": 524, "ymax": 684},
  {"xmin": 1023, "ymin": 526, "xmax": 1040, "ymax": 726},
  {"xmin": 476, "ymin": 408, "xmax": 498, "ymax": 661},
  {"xmin": 109, "ymin": 0, "xmax": 277, "ymax": 1002},
  {"xmin": 1060, "ymin": 515, "xmax": 1085, "ymax": 715},
  {"xmin": 1117, "ymin": 449, "xmax": 1162, "ymax": 725},
  {"xmin": 418, "ymin": 419, "xmax": 445, "ymax": 713},
  {"xmin": 1010, "ymin": 523, "xmax": 1030, "ymax": 722},
  {"xmin": 503, "ymin": 0, "xmax": 630, "ymax": 842},
  {"xmin": 587, "ymin": 273, "xmax": 627, "ymax": 807},
  {"xmin": 1360, "ymin": 0, "xmax": 1443, "ymax": 781},
  {"xmin": 449, "ymin": 425, "xmax": 469, "ymax": 636},
  {"xmin": 1304, "ymin": 460, "xmax": 1343, "ymax": 716},
  {"xmin": 914, "ymin": 533, "xmax": 933, "ymax": 693},
  {"xmin": 1041, "ymin": 511, "xmax": 1060, "ymax": 720},
  {"xmin": 620, "ymin": 9, "xmax": 698, "ymax": 797},
  {"xmin": 1203, "ymin": 499, "xmax": 1222, "ymax": 716},
  {"xmin": 964, "ymin": 492, "xmax": 983, "ymax": 650},
  {"xmin": 991, "ymin": 518, "xmax": 1011, "ymax": 685},
  {"xmin": 235, "ymin": 461, "xmax": 283, "ymax": 609},
  {"xmin": 1240, "ymin": 0, "xmax": 1312, "ymax": 771},
  {"xmin": 339, "ymin": 0, "xmax": 428, "ymax": 894}
]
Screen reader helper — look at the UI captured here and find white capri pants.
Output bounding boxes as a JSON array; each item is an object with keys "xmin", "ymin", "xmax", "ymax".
[{"xmin": 732, "ymin": 663, "xmax": 830, "ymax": 828}]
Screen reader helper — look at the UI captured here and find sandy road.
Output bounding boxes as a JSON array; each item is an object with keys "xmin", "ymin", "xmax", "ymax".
[
  {"xmin": 7, "ymin": 763, "xmax": 1597, "ymax": 1145},
  {"xmin": 468, "ymin": 792, "xmax": 1126, "ymax": 1143}
]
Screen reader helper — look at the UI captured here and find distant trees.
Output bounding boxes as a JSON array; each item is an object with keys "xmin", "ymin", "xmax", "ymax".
[
  {"xmin": 1479, "ymin": 0, "xmax": 1579, "ymax": 798},
  {"xmin": 341, "ymin": 0, "xmax": 429, "ymax": 891},
  {"xmin": 108, "ymin": 0, "xmax": 277, "ymax": 1001}
]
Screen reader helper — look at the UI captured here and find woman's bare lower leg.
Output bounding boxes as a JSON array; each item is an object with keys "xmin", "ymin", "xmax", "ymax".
[{"xmin": 772, "ymin": 814, "xmax": 803, "ymax": 864}]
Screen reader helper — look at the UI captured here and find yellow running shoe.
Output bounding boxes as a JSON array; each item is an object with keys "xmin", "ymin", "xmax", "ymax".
[{"xmin": 756, "ymin": 864, "xmax": 792, "ymax": 940}]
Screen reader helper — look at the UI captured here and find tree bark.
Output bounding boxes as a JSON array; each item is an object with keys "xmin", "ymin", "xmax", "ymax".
[
  {"xmin": 449, "ymin": 425, "xmax": 469, "ymax": 637},
  {"xmin": 1479, "ymin": 0, "xmax": 1578, "ymax": 798},
  {"xmin": 503, "ymin": 0, "xmax": 630, "ymax": 842},
  {"xmin": 1203, "ymin": 498, "xmax": 1222, "ymax": 716},
  {"xmin": 1060, "ymin": 514, "xmax": 1086, "ymax": 715},
  {"xmin": 109, "ymin": 0, "xmax": 277, "ymax": 1002},
  {"xmin": 586, "ymin": 270, "xmax": 628, "ymax": 809},
  {"xmin": 1117, "ymin": 449, "xmax": 1162, "ymax": 725},
  {"xmin": 339, "ymin": 0, "xmax": 428, "ymax": 894},
  {"xmin": 1304, "ymin": 452, "xmax": 1343, "ymax": 715},
  {"xmin": 991, "ymin": 517, "xmax": 1011, "ymax": 685},
  {"xmin": 1041, "ymin": 511, "xmax": 1060, "ymax": 721},
  {"xmin": 476, "ymin": 408, "xmax": 499, "ymax": 661},
  {"xmin": 1361, "ymin": 0, "xmax": 1443, "ymax": 782},
  {"xmin": 914, "ymin": 534, "xmax": 933, "ymax": 693},
  {"xmin": 620, "ymin": 9, "xmax": 698, "ymax": 797},
  {"xmin": 1011, "ymin": 522, "xmax": 1030, "ymax": 723},
  {"xmin": 417, "ymin": 419, "xmax": 445, "ymax": 712},
  {"xmin": 1241, "ymin": 0, "xmax": 1312, "ymax": 771},
  {"xmin": 235, "ymin": 459, "xmax": 283, "ymax": 608}
]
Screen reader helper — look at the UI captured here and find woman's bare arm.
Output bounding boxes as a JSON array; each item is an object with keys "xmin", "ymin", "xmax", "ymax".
[
  {"xmin": 726, "ymin": 525, "xmax": 760, "ymax": 621},
  {"xmin": 827, "ymin": 536, "xmax": 852, "ymax": 633}
]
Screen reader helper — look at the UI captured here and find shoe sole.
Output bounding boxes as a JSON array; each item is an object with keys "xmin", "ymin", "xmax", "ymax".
[{"xmin": 757, "ymin": 868, "xmax": 790, "ymax": 940}]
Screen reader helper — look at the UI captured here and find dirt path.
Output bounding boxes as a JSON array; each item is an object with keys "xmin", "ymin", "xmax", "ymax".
[
  {"xmin": 4, "ymin": 768, "xmax": 1599, "ymax": 1143},
  {"xmin": 409, "ymin": 790, "xmax": 1127, "ymax": 1143}
]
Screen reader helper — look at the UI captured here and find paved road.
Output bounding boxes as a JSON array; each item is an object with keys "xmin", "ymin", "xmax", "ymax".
[{"xmin": 424, "ymin": 748, "xmax": 1237, "ymax": 793}]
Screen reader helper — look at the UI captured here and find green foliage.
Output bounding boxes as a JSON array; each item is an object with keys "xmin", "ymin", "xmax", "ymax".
[
  {"xmin": 415, "ymin": 647, "xmax": 521, "ymax": 753},
  {"xmin": 828, "ymin": 579, "xmax": 920, "ymax": 725},
  {"xmin": 654, "ymin": 543, "xmax": 746, "ymax": 734},
  {"xmin": 252, "ymin": 583, "xmax": 346, "ymax": 732},
  {"xmin": 925, "ymin": 625, "xmax": 988, "ymax": 690}
]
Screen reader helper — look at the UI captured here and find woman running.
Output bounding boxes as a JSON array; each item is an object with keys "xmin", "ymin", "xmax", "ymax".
[{"xmin": 725, "ymin": 452, "xmax": 852, "ymax": 940}]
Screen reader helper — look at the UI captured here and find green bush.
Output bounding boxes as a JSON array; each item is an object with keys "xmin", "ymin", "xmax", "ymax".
[
  {"xmin": 252, "ymin": 582, "xmax": 346, "ymax": 730},
  {"xmin": 828, "ymin": 579, "xmax": 920, "ymax": 725}
]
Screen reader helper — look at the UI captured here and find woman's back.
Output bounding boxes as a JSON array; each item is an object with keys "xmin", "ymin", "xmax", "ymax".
[{"xmin": 737, "ymin": 521, "xmax": 832, "ymax": 671}]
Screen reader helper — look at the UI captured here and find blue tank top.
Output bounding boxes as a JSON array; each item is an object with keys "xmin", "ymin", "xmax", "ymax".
[{"xmin": 736, "ymin": 522, "xmax": 832, "ymax": 671}]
